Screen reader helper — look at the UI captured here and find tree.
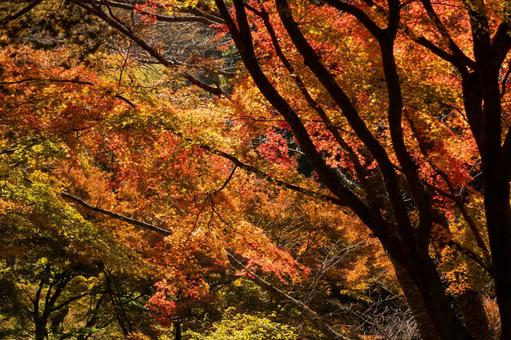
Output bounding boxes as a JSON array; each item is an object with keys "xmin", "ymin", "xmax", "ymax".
[
  {"xmin": 0, "ymin": 20, "xmax": 315, "ymax": 338},
  {"xmin": 3, "ymin": 0, "xmax": 511, "ymax": 339},
  {"xmin": 209, "ymin": 0, "xmax": 510, "ymax": 338}
]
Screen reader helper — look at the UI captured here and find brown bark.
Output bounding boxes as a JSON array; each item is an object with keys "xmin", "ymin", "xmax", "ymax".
[
  {"xmin": 397, "ymin": 254, "xmax": 471, "ymax": 340},
  {"xmin": 484, "ymin": 182, "xmax": 511, "ymax": 340},
  {"xmin": 34, "ymin": 319, "xmax": 48, "ymax": 340},
  {"xmin": 174, "ymin": 322, "xmax": 182, "ymax": 340},
  {"xmin": 392, "ymin": 259, "xmax": 441, "ymax": 340},
  {"xmin": 457, "ymin": 290, "xmax": 492, "ymax": 340}
]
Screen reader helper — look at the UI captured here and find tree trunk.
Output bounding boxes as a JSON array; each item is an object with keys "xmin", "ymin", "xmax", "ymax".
[
  {"xmin": 414, "ymin": 255, "xmax": 472, "ymax": 340},
  {"xmin": 456, "ymin": 290, "xmax": 492, "ymax": 340},
  {"xmin": 390, "ymin": 253, "xmax": 471, "ymax": 340},
  {"xmin": 392, "ymin": 259, "xmax": 441, "ymax": 340},
  {"xmin": 34, "ymin": 317, "xmax": 48, "ymax": 340},
  {"xmin": 484, "ymin": 181, "xmax": 511, "ymax": 340},
  {"xmin": 175, "ymin": 322, "xmax": 182, "ymax": 340}
]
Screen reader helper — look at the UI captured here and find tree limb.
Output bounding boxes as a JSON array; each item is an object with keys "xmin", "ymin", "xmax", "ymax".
[
  {"xmin": 226, "ymin": 251, "xmax": 351, "ymax": 340},
  {"xmin": 0, "ymin": 0, "xmax": 43, "ymax": 26},
  {"xmin": 89, "ymin": 0, "xmax": 222, "ymax": 25},
  {"xmin": 71, "ymin": 0, "xmax": 227, "ymax": 97},
  {"xmin": 61, "ymin": 191, "xmax": 172, "ymax": 236}
]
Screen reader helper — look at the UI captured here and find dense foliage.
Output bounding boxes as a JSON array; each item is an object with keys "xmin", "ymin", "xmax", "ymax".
[{"xmin": 1, "ymin": 0, "xmax": 510, "ymax": 339}]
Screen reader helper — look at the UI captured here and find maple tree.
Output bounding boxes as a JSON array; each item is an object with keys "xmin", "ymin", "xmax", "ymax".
[
  {"xmin": 2, "ymin": 0, "xmax": 511, "ymax": 339},
  {"xmin": 206, "ymin": 0, "xmax": 510, "ymax": 339},
  {"xmin": 0, "ymin": 10, "xmax": 319, "ymax": 338}
]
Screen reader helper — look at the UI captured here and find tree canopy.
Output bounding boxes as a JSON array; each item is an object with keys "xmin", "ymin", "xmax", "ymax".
[{"xmin": 1, "ymin": 0, "xmax": 511, "ymax": 339}]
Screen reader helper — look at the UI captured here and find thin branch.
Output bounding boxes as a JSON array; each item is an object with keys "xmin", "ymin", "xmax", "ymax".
[
  {"xmin": 90, "ymin": 0, "xmax": 222, "ymax": 25},
  {"xmin": 50, "ymin": 292, "xmax": 89, "ymax": 313},
  {"xmin": 71, "ymin": 0, "xmax": 227, "ymax": 96},
  {"xmin": 185, "ymin": 7, "xmax": 224, "ymax": 24},
  {"xmin": 501, "ymin": 61, "xmax": 511, "ymax": 98},
  {"xmin": 199, "ymin": 143, "xmax": 346, "ymax": 206},
  {"xmin": 226, "ymin": 251, "xmax": 350, "ymax": 340},
  {"xmin": 0, "ymin": 0, "xmax": 43, "ymax": 26},
  {"xmin": 358, "ymin": 0, "xmax": 472, "ymax": 73},
  {"xmin": 419, "ymin": 0, "xmax": 475, "ymax": 69},
  {"xmin": 115, "ymin": 94, "xmax": 136, "ymax": 108},
  {"xmin": 212, "ymin": 165, "xmax": 237, "ymax": 194},
  {"xmin": 61, "ymin": 191, "xmax": 172, "ymax": 236},
  {"xmin": 163, "ymin": 122, "xmax": 347, "ymax": 206},
  {"xmin": 322, "ymin": 0, "xmax": 383, "ymax": 39},
  {"xmin": 0, "ymin": 78, "xmax": 94, "ymax": 86}
]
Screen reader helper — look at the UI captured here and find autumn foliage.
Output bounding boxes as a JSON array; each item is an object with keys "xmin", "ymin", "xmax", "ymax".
[{"xmin": 1, "ymin": 0, "xmax": 511, "ymax": 339}]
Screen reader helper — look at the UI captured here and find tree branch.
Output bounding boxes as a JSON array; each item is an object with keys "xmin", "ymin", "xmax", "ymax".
[
  {"xmin": 273, "ymin": 0, "xmax": 410, "ymax": 243},
  {"xmin": 0, "ymin": 78, "xmax": 94, "ymax": 86},
  {"xmin": 215, "ymin": 0, "xmax": 398, "ymax": 242},
  {"xmin": 71, "ymin": 0, "xmax": 227, "ymax": 96},
  {"xmin": 226, "ymin": 251, "xmax": 350, "ymax": 340},
  {"xmin": 322, "ymin": 0, "xmax": 383, "ymax": 39},
  {"xmin": 90, "ymin": 0, "xmax": 222, "ymax": 25},
  {"xmin": 0, "ymin": 0, "xmax": 43, "ymax": 26},
  {"xmin": 60, "ymin": 192, "xmax": 172, "ymax": 235},
  {"xmin": 419, "ymin": 0, "xmax": 475, "ymax": 69},
  {"xmin": 249, "ymin": 3, "xmax": 369, "ymax": 198}
]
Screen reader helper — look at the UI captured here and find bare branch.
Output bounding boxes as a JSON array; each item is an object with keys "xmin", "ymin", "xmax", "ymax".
[
  {"xmin": 71, "ymin": 0, "xmax": 227, "ymax": 96},
  {"xmin": 0, "ymin": 78, "xmax": 94, "ymax": 86},
  {"xmin": 226, "ymin": 251, "xmax": 351, "ymax": 340}
]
